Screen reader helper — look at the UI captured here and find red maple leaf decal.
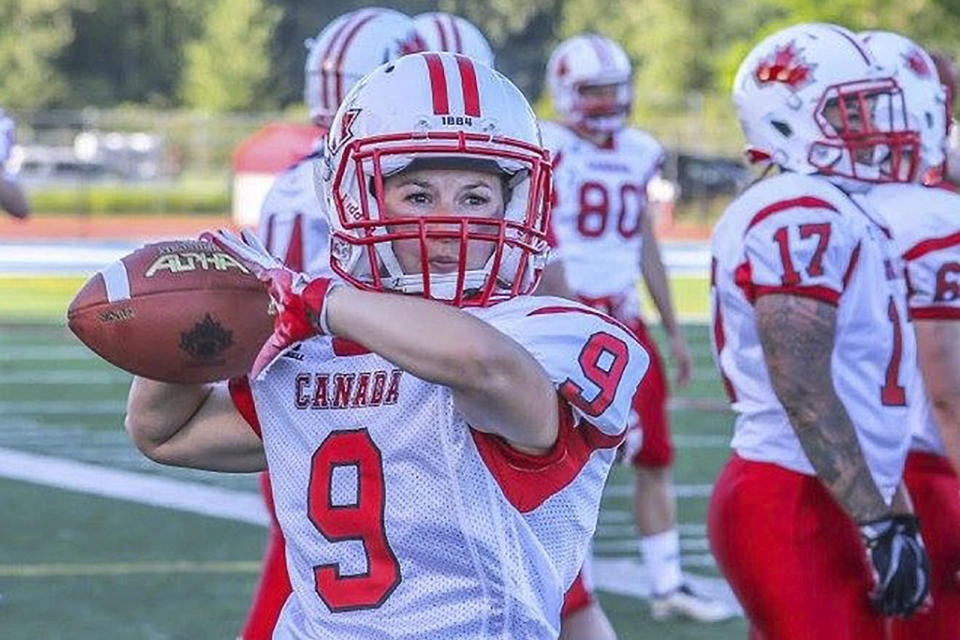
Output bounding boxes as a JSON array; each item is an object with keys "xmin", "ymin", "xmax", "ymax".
[
  {"xmin": 755, "ymin": 42, "xmax": 814, "ymax": 90},
  {"xmin": 903, "ymin": 49, "xmax": 931, "ymax": 78}
]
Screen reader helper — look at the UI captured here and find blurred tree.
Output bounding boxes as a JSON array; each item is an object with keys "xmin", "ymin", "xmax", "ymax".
[
  {"xmin": 0, "ymin": 0, "xmax": 74, "ymax": 108},
  {"xmin": 181, "ymin": 0, "xmax": 282, "ymax": 111},
  {"xmin": 60, "ymin": 0, "xmax": 205, "ymax": 107}
]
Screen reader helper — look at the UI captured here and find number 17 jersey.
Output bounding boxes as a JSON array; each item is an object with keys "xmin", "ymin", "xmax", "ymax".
[{"xmin": 710, "ymin": 172, "xmax": 915, "ymax": 504}]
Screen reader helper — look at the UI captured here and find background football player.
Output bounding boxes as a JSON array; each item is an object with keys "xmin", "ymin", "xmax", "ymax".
[
  {"xmin": 243, "ymin": 9, "xmax": 424, "ymax": 640},
  {"xmin": 126, "ymin": 52, "xmax": 650, "ymax": 638},
  {"xmin": 413, "ymin": 11, "xmax": 496, "ymax": 68},
  {"xmin": 863, "ymin": 30, "xmax": 960, "ymax": 640},
  {"xmin": 709, "ymin": 23, "xmax": 931, "ymax": 638},
  {"xmin": 0, "ymin": 108, "xmax": 29, "ymax": 219},
  {"xmin": 538, "ymin": 33, "xmax": 731, "ymax": 625}
]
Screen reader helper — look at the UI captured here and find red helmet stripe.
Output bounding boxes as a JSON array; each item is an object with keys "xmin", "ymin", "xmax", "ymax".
[
  {"xmin": 319, "ymin": 16, "xmax": 355, "ymax": 112},
  {"xmin": 450, "ymin": 15, "xmax": 464, "ymax": 54},
  {"xmin": 456, "ymin": 55, "xmax": 482, "ymax": 117},
  {"xmin": 424, "ymin": 53, "xmax": 450, "ymax": 114},
  {"xmin": 588, "ymin": 35, "xmax": 612, "ymax": 67},
  {"xmin": 433, "ymin": 16, "xmax": 449, "ymax": 50},
  {"xmin": 826, "ymin": 25, "xmax": 871, "ymax": 65},
  {"xmin": 334, "ymin": 11, "xmax": 380, "ymax": 108}
]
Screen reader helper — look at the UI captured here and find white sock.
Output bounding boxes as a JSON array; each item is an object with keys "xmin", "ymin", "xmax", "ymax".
[{"xmin": 640, "ymin": 528, "xmax": 683, "ymax": 595}]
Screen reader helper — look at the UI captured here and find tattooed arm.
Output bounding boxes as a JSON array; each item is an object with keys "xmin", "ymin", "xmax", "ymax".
[{"xmin": 756, "ymin": 293, "xmax": 890, "ymax": 522}]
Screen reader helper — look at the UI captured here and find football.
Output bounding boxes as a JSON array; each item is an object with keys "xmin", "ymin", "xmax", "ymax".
[{"xmin": 67, "ymin": 239, "xmax": 274, "ymax": 383}]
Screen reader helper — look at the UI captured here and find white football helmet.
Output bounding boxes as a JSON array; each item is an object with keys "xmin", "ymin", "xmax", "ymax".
[
  {"xmin": 304, "ymin": 8, "xmax": 425, "ymax": 127},
  {"xmin": 319, "ymin": 52, "xmax": 552, "ymax": 307},
  {"xmin": 414, "ymin": 12, "xmax": 495, "ymax": 68},
  {"xmin": 861, "ymin": 31, "xmax": 947, "ymax": 184},
  {"xmin": 546, "ymin": 34, "xmax": 633, "ymax": 133},
  {"xmin": 734, "ymin": 23, "xmax": 920, "ymax": 183}
]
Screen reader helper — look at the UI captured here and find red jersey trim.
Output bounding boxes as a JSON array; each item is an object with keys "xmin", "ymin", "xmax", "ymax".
[
  {"xmin": 332, "ymin": 337, "xmax": 372, "ymax": 356},
  {"xmin": 745, "ymin": 196, "xmax": 839, "ymax": 233},
  {"xmin": 284, "ymin": 213, "xmax": 304, "ymax": 271},
  {"xmin": 228, "ymin": 376, "xmax": 262, "ymax": 439},
  {"xmin": 903, "ymin": 231, "xmax": 960, "ymax": 261},
  {"xmin": 753, "ymin": 284, "xmax": 841, "ymax": 306},
  {"xmin": 842, "ymin": 241, "xmax": 861, "ymax": 290},
  {"xmin": 470, "ymin": 398, "xmax": 624, "ymax": 513},
  {"xmin": 527, "ymin": 305, "xmax": 635, "ymax": 337},
  {"xmin": 909, "ymin": 306, "xmax": 960, "ymax": 319}
]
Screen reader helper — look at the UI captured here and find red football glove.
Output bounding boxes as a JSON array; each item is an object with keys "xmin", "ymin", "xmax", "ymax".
[{"xmin": 201, "ymin": 228, "xmax": 337, "ymax": 378}]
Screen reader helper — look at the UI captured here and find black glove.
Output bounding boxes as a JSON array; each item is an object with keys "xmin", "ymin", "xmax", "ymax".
[{"xmin": 859, "ymin": 514, "xmax": 931, "ymax": 617}]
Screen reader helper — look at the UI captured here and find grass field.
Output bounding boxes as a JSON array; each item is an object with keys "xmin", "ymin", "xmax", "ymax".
[{"xmin": 0, "ymin": 274, "xmax": 747, "ymax": 639}]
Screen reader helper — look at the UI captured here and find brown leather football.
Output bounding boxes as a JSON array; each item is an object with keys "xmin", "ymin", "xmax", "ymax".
[{"xmin": 67, "ymin": 239, "xmax": 274, "ymax": 383}]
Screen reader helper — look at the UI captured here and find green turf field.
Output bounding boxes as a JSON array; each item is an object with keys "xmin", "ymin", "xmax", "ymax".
[{"xmin": 0, "ymin": 276, "xmax": 747, "ymax": 639}]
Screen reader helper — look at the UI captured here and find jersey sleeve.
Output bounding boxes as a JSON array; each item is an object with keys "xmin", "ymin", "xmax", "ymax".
[
  {"xmin": 903, "ymin": 231, "xmax": 960, "ymax": 319},
  {"xmin": 492, "ymin": 303, "xmax": 650, "ymax": 437},
  {"xmin": 741, "ymin": 197, "xmax": 858, "ymax": 306}
]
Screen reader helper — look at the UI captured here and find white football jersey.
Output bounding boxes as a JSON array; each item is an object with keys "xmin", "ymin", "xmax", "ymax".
[
  {"xmin": 869, "ymin": 183, "xmax": 960, "ymax": 456},
  {"xmin": 540, "ymin": 121, "xmax": 664, "ymax": 321},
  {"xmin": 258, "ymin": 141, "xmax": 332, "ymax": 276},
  {"xmin": 229, "ymin": 295, "xmax": 649, "ymax": 639},
  {"xmin": 710, "ymin": 172, "xmax": 916, "ymax": 503}
]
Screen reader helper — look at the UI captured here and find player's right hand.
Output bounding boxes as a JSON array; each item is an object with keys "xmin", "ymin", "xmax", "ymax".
[
  {"xmin": 858, "ymin": 514, "xmax": 932, "ymax": 617},
  {"xmin": 202, "ymin": 228, "xmax": 338, "ymax": 378}
]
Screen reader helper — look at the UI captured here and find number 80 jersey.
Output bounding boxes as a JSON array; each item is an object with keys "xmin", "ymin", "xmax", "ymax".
[
  {"xmin": 540, "ymin": 121, "xmax": 664, "ymax": 315},
  {"xmin": 709, "ymin": 172, "xmax": 916, "ymax": 504},
  {"xmin": 230, "ymin": 295, "xmax": 649, "ymax": 639}
]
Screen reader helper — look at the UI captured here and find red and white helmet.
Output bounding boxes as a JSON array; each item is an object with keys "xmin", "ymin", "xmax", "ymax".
[
  {"xmin": 318, "ymin": 52, "xmax": 552, "ymax": 307},
  {"xmin": 734, "ymin": 23, "xmax": 920, "ymax": 183},
  {"xmin": 304, "ymin": 8, "xmax": 425, "ymax": 127},
  {"xmin": 546, "ymin": 34, "xmax": 633, "ymax": 133},
  {"xmin": 861, "ymin": 31, "xmax": 948, "ymax": 184},
  {"xmin": 413, "ymin": 12, "xmax": 495, "ymax": 68}
]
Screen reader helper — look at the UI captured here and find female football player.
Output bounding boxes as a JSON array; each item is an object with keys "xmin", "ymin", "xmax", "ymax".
[{"xmin": 126, "ymin": 52, "xmax": 648, "ymax": 638}]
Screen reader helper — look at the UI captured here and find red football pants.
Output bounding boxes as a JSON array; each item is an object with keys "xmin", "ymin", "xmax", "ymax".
[
  {"xmin": 709, "ymin": 455, "xmax": 887, "ymax": 639},
  {"xmin": 627, "ymin": 319, "xmax": 674, "ymax": 468},
  {"xmin": 241, "ymin": 471, "xmax": 292, "ymax": 640},
  {"xmin": 891, "ymin": 451, "xmax": 960, "ymax": 640},
  {"xmin": 561, "ymin": 566, "xmax": 594, "ymax": 619}
]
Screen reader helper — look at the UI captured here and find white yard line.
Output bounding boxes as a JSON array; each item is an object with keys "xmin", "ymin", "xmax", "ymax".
[
  {"xmin": 0, "ymin": 401, "xmax": 125, "ymax": 415},
  {"xmin": 0, "ymin": 371, "xmax": 131, "ymax": 384},
  {"xmin": 0, "ymin": 447, "xmax": 269, "ymax": 526}
]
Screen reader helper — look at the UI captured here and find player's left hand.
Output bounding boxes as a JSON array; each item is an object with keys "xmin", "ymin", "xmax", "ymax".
[
  {"xmin": 668, "ymin": 330, "xmax": 693, "ymax": 389},
  {"xmin": 859, "ymin": 514, "xmax": 932, "ymax": 617},
  {"xmin": 201, "ymin": 228, "xmax": 338, "ymax": 378}
]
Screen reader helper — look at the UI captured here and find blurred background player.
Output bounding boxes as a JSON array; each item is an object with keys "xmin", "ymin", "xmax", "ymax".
[
  {"xmin": 0, "ymin": 109, "xmax": 29, "ymax": 219},
  {"xmin": 538, "ymin": 33, "xmax": 732, "ymax": 626},
  {"xmin": 709, "ymin": 23, "xmax": 931, "ymax": 638},
  {"xmin": 864, "ymin": 30, "xmax": 960, "ymax": 640},
  {"xmin": 241, "ymin": 9, "xmax": 424, "ymax": 640},
  {"xmin": 413, "ymin": 11, "xmax": 496, "ymax": 68},
  {"xmin": 930, "ymin": 52, "xmax": 959, "ymax": 187}
]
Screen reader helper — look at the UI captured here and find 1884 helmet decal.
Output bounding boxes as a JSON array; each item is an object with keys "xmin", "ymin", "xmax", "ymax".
[{"xmin": 180, "ymin": 314, "xmax": 233, "ymax": 362}]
